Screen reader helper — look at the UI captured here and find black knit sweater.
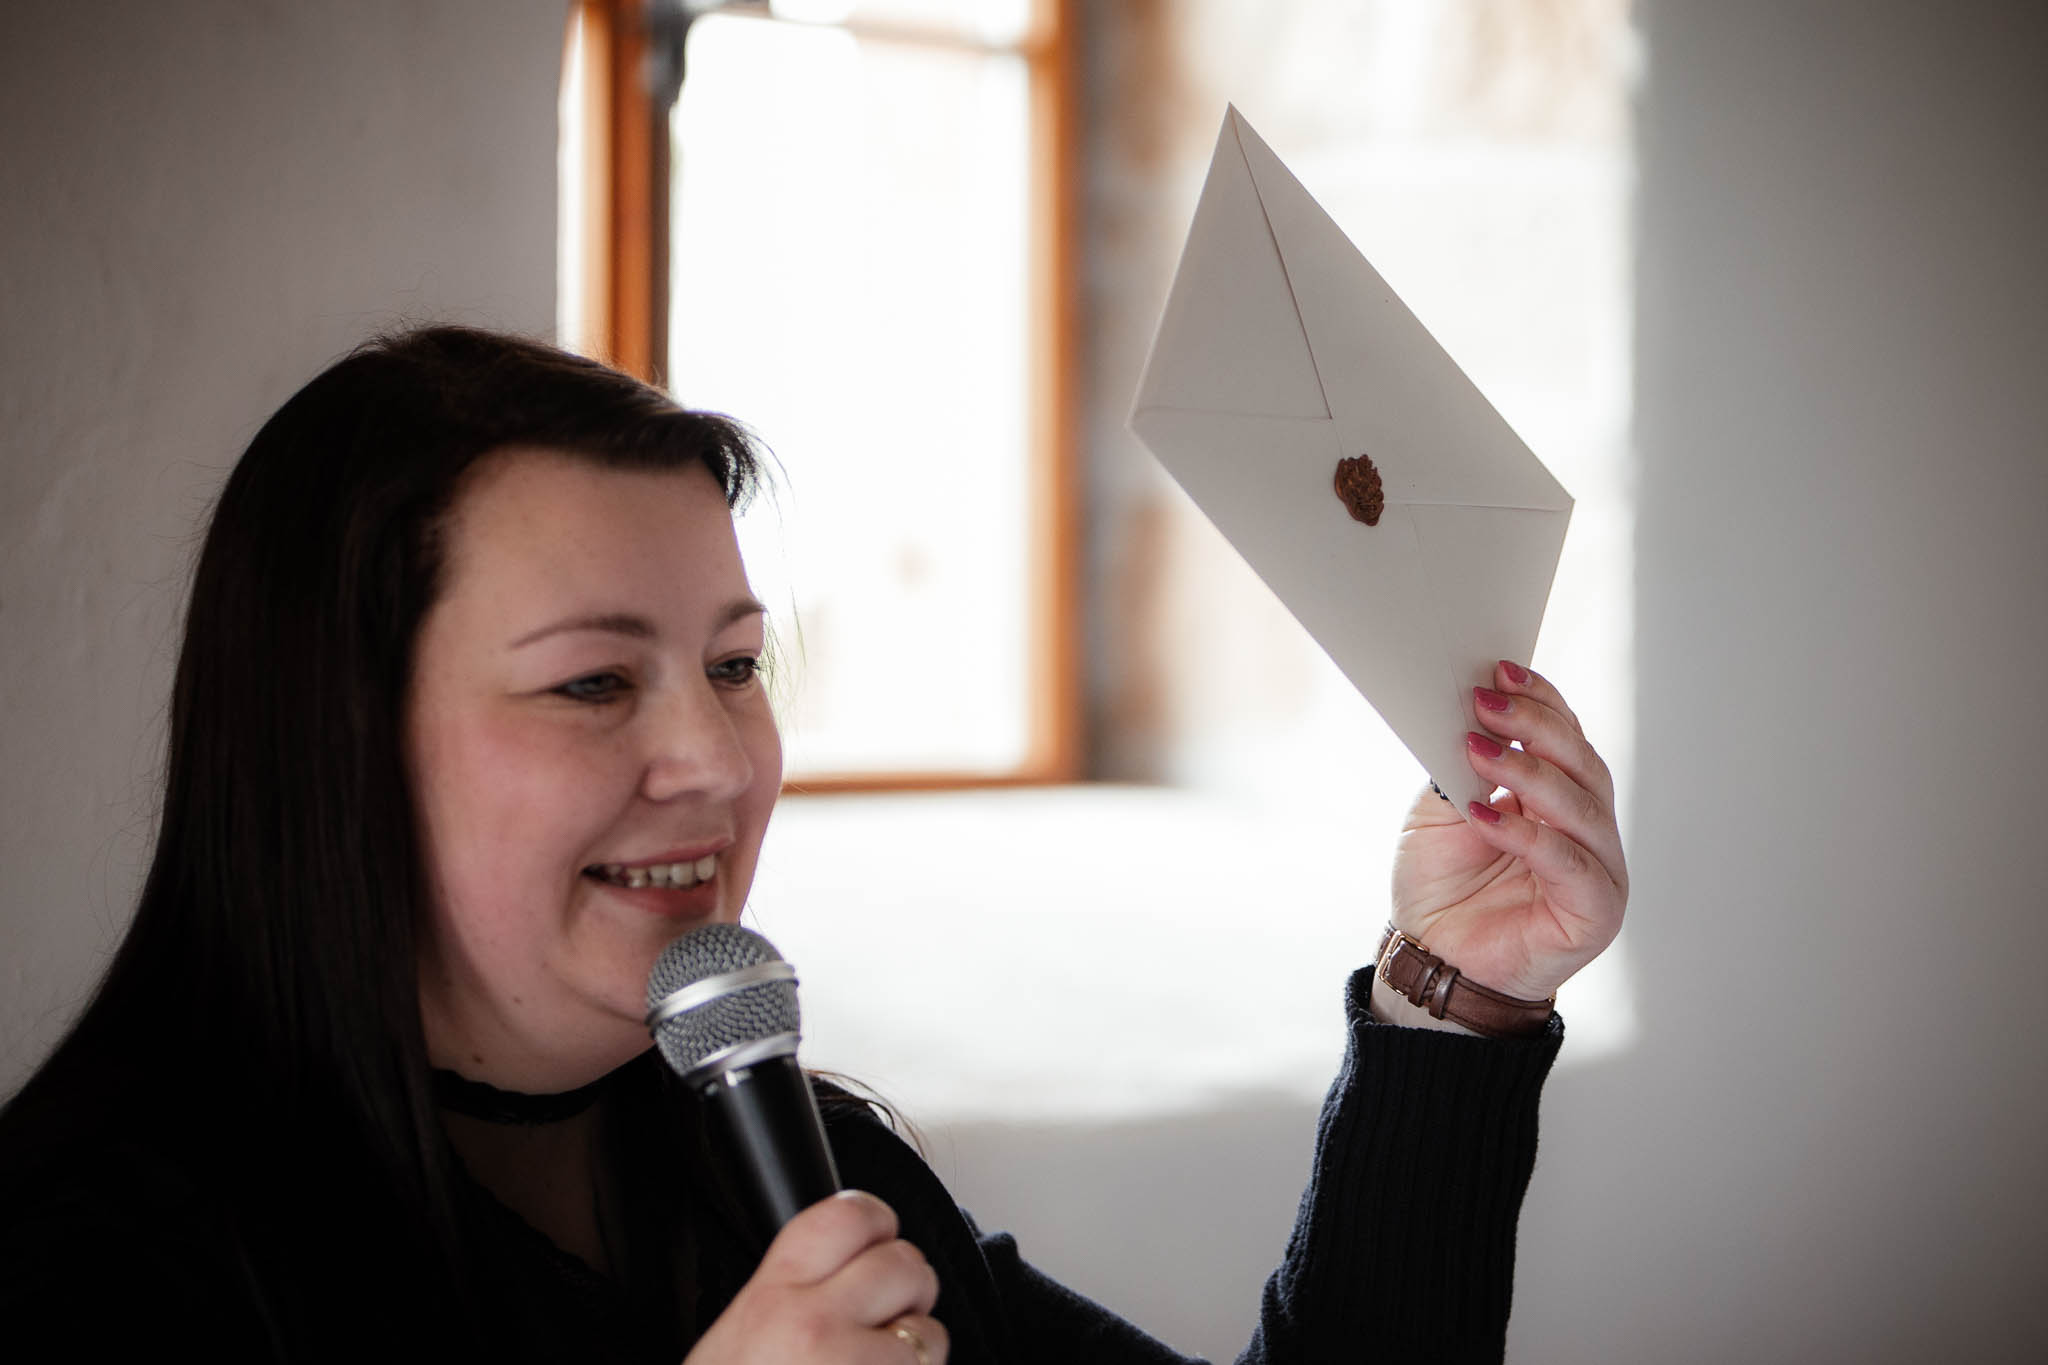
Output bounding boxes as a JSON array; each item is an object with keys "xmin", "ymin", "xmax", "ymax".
[{"xmin": 0, "ymin": 969, "xmax": 1560, "ymax": 1362}]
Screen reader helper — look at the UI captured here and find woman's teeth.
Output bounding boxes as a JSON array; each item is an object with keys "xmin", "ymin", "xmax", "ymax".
[{"xmin": 588, "ymin": 855, "xmax": 717, "ymax": 890}]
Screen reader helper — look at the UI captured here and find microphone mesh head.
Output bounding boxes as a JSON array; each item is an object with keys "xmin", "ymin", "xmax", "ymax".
[{"xmin": 645, "ymin": 923, "xmax": 800, "ymax": 1077}]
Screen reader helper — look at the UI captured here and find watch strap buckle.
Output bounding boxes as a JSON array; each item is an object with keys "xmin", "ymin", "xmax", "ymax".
[{"xmin": 1373, "ymin": 924, "xmax": 1556, "ymax": 1039}]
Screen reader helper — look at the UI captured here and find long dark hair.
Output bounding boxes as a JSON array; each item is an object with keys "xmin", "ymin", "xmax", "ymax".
[{"xmin": 0, "ymin": 327, "xmax": 763, "ymax": 1337}]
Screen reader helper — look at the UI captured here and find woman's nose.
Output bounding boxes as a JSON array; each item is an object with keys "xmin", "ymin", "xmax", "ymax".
[{"xmin": 640, "ymin": 678, "xmax": 753, "ymax": 803}]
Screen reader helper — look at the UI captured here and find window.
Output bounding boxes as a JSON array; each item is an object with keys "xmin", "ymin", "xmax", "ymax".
[
  {"xmin": 562, "ymin": 0, "xmax": 1639, "ymax": 1131},
  {"xmin": 561, "ymin": 0, "xmax": 1077, "ymax": 789}
]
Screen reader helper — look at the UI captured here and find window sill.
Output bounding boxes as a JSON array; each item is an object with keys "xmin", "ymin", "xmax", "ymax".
[{"xmin": 747, "ymin": 783, "xmax": 1633, "ymax": 1125}]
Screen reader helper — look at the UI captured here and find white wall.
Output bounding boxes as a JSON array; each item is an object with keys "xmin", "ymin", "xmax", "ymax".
[
  {"xmin": 1508, "ymin": 2, "xmax": 2048, "ymax": 1358},
  {"xmin": 0, "ymin": 1, "xmax": 565, "ymax": 1091}
]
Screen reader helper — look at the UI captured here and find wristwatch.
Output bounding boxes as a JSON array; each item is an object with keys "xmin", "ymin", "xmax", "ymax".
[{"xmin": 1374, "ymin": 925, "xmax": 1555, "ymax": 1039}]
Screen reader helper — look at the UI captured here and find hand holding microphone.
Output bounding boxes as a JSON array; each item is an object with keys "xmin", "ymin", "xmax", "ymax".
[
  {"xmin": 649, "ymin": 925, "xmax": 946, "ymax": 1364},
  {"xmin": 682, "ymin": 1191, "xmax": 948, "ymax": 1365}
]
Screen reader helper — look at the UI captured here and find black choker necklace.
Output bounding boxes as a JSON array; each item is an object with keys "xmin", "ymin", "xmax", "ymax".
[{"xmin": 433, "ymin": 1065, "xmax": 623, "ymax": 1125}]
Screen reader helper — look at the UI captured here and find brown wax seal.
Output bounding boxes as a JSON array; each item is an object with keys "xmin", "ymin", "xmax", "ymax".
[{"xmin": 1333, "ymin": 454, "xmax": 1385, "ymax": 526}]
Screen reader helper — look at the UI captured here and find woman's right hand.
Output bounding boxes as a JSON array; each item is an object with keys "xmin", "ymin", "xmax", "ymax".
[{"xmin": 683, "ymin": 1190, "xmax": 948, "ymax": 1365}]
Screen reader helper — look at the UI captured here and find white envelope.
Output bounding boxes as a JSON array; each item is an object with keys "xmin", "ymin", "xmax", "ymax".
[{"xmin": 1128, "ymin": 106, "xmax": 1573, "ymax": 812}]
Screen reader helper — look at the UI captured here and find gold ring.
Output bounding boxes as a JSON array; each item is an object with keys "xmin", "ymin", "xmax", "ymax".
[{"xmin": 892, "ymin": 1321, "xmax": 931, "ymax": 1365}]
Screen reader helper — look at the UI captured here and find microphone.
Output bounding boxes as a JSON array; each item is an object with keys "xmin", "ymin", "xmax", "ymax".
[{"xmin": 645, "ymin": 923, "xmax": 841, "ymax": 1242}]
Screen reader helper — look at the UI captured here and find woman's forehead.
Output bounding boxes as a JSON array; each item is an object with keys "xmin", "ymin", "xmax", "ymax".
[
  {"xmin": 433, "ymin": 449, "xmax": 747, "ymax": 616},
  {"xmin": 451, "ymin": 445, "xmax": 723, "ymax": 521}
]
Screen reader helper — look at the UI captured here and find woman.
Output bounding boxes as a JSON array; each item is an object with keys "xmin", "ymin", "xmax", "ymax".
[{"xmin": 0, "ymin": 327, "xmax": 1626, "ymax": 1362}]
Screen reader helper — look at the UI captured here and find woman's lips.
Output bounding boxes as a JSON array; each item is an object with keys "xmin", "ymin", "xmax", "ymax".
[
  {"xmin": 583, "ymin": 864, "xmax": 719, "ymax": 918},
  {"xmin": 582, "ymin": 850, "xmax": 725, "ymax": 918},
  {"xmin": 585, "ymin": 852, "xmax": 718, "ymax": 890}
]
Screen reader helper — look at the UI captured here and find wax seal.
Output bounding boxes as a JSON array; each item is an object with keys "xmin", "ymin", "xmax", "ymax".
[{"xmin": 1333, "ymin": 453, "xmax": 1384, "ymax": 526}]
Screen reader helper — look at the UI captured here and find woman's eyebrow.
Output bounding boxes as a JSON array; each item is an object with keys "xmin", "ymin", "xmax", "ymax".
[
  {"xmin": 511, "ymin": 599, "xmax": 766, "ymax": 649},
  {"xmin": 718, "ymin": 598, "xmax": 770, "ymax": 630},
  {"xmin": 511, "ymin": 613, "xmax": 655, "ymax": 649}
]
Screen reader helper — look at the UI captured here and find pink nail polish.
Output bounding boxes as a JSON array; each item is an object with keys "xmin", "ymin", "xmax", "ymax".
[
  {"xmin": 1467, "ymin": 731, "xmax": 1504, "ymax": 758},
  {"xmin": 1468, "ymin": 801, "xmax": 1502, "ymax": 824},
  {"xmin": 1474, "ymin": 686, "xmax": 1511, "ymax": 713},
  {"xmin": 1500, "ymin": 660, "xmax": 1530, "ymax": 687}
]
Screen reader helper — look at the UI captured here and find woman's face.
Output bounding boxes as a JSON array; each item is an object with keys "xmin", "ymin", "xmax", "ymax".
[{"xmin": 407, "ymin": 448, "xmax": 781, "ymax": 1090}]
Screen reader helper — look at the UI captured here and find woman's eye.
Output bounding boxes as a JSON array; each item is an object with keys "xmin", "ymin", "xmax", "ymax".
[
  {"xmin": 710, "ymin": 656, "xmax": 760, "ymax": 689},
  {"xmin": 552, "ymin": 672, "xmax": 630, "ymax": 703}
]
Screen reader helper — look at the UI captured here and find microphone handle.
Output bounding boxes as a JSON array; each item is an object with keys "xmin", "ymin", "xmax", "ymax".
[{"xmin": 695, "ymin": 1053, "xmax": 842, "ymax": 1241}]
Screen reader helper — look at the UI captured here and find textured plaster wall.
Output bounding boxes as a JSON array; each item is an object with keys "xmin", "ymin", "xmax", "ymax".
[
  {"xmin": 0, "ymin": 1, "xmax": 564, "ymax": 1092},
  {"xmin": 1506, "ymin": 2, "xmax": 2048, "ymax": 1358}
]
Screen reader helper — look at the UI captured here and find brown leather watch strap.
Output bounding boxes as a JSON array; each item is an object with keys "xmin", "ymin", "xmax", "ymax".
[{"xmin": 1374, "ymin": 925, "xmax": 1555, "ymax": 1039}]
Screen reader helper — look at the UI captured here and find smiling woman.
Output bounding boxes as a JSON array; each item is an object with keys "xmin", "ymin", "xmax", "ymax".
[
  {"xmin": 409, "ymin": 452, "xmax": 782, "ymax": 1095},
  {"xmin": 0, "ymin": 326, "xmax": 1623, "ymax": 1364},
  {"xmin": 0, "ymin": 328, "xmax": 791, "ymax": 1356}
]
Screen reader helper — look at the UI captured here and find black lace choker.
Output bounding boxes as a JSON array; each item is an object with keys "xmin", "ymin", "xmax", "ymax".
[{"xmin": 432, "ymin": 1066, "xmax": 620, "ymax": 1125}]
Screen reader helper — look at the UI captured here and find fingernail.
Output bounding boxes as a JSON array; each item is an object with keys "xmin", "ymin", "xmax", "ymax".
[
  {"xmin": 1474, "ymin": 686, "xmax": 1511, "ymax": 714},
  {"xmin": 1500, "ymin": 660, "xmax": 1530, "ymax": 686},
  {"xmin": 1468, "ymin": 801, "xmax": 1503, "ymax": 824},
  {"xmin": 1467, "ymin": 731, "xmax": 1504, "ymax": 758}
]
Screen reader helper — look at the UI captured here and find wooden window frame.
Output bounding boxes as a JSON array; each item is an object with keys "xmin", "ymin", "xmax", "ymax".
[{"xmin": 562, "ymin": 0, "xmax": 1079, "ymax": 792}]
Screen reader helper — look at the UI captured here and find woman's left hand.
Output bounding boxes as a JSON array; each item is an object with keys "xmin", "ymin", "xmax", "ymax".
[{"xmin": 1388, "ymin": 661, "xmax": 1627, "ymax": 1003}]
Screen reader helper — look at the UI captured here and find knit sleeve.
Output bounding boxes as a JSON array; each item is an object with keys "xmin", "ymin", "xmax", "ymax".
[
  {"xmin": 826, "ymin": 967, "xmax": 1561, "ymax": 1365},
  {"xmin": 1235, "ymin": 967, "xmax": 1562, "ymax": 1363}
]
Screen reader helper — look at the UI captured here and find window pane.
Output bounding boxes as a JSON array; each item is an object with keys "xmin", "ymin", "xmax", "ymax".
[{"xmin": 671, "ymin": 15, "xmax": 1033, "ymax": 778}]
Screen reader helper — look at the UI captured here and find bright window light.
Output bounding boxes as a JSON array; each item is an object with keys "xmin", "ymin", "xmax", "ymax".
[{"xmin": 669, "ymin": 13, "xmax": 1035, "ymax": 779}]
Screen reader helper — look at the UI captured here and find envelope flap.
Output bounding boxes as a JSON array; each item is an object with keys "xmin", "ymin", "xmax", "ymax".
[
  {"xmin": 1131, "ymin": 110, "xmax": 1330, "ymax": 423},
  {"xmin": 1228, "ymin": 109, "xmax": 1571, "ymax": 514}
]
